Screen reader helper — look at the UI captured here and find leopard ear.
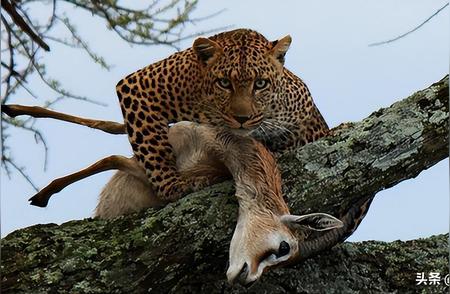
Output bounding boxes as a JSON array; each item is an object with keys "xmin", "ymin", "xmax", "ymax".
[
  {"xmin": 270, "ymin": 35, "xmax": 292, "ymax": 64},
  {"xmin": 193, "ymin": 37, "xmax": 222, "ymax": 66}
]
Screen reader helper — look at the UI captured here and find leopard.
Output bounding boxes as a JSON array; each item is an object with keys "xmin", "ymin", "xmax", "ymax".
[{"xmin": 116, "ymin": 28, "xmax": 329, "ymax": 203}]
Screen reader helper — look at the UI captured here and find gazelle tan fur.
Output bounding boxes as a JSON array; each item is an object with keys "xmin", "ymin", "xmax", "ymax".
[
  {"xmin": 3, "ymin": 105, "xmax": 343, "ymax": 285},
  {"xmin": 94, "ymin": 162, "xmax": 161, "ymax": 219}
]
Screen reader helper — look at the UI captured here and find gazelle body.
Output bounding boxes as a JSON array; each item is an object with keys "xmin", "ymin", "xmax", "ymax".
[
  {"xmin": 95, "ymin": 122, "xmax": 342, "ymax": 285},
  {"xmin": 2, "ymin": 105, "xmax": 346, "ymax": 286}
]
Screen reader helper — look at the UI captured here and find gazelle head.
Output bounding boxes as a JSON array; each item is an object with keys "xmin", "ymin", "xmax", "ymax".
[{"xmin": 226, "ymin": 201, "xmax": 343, "ymax": 286}]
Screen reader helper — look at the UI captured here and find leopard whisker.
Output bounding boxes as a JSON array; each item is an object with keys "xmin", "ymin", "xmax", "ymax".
[
  {"xmin": 264, "ymin": 120, "xmax": 294, "ymax": 136},
  {"xmin": 264, "ymin": 120, "xmax": 294, "ymax": 138},
  {"xmin": 250, "ymin": 124, "xmax": 269, "ymax": 142},
  {"xmin": 259, "ymin": 124, "xmax": 271, "ymax": 142}
]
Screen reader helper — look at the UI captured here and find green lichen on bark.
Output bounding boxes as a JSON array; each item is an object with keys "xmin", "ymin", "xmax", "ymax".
[
  {"xmin": 1, "ymin": 76, "xmax": 448, "ymax": 293},
  {"xmin": 239, "ymin": 234, "xmax": 449, "ymax": 294}
]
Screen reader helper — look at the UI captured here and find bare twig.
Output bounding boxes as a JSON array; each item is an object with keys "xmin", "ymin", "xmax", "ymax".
[
  {"xmin": 1, "ymin": 0, "xmax": 50, "ymax": 51},
  {"xmin": 369, "ymin": 3, "xmax": 449, "ymax": 46},
  {"xmin": 2, "ymin": 156, "xmax": 39, "ymax": 191}
]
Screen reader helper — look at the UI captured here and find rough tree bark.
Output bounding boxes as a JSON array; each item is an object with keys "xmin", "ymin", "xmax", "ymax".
[{"xmin": 1, "ymin": 76, "xmax": 448, "ymax": 293}]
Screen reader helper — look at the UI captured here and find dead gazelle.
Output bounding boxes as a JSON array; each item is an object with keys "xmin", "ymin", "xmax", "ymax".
[{"xmin": 2, "ymin": 105, "xmax": 344, "ymax": 285}]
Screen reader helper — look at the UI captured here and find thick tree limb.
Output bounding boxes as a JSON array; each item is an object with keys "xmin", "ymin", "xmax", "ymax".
[{"xmin": 1, "ymin": 76, "xmax": 448, "ymax": 293}]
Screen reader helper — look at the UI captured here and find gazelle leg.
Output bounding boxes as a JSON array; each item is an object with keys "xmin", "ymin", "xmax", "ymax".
[
  {"xmin": 2, "ymin": 104, "xmax": 125, "ymax": 134},
  {"xmin": 29, "ymin": 155, "xmax": 144, "ymax": 207}
]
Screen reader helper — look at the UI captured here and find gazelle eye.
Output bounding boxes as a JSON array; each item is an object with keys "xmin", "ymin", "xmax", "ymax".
[
  {"xmin": 254, "ymin": 79, "xmax": 269, "ymax": 90},
  {"xmin": 217, "ymin": 78, "xmax": 232, "ymax": 89},
  {"xmin": 277, "ymin": 241, "xmax": 290, "ymax": 257}
]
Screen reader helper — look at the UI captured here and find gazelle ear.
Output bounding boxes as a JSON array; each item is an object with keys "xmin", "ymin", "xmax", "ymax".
[
  {"xmin": 193, "ymin": 37, "xmax": 222, "ymax": 65},
  {"xmin": 269, "ymin": 35, "xmax": 292, "ymax": 64},
  {"xmin": 281, "ymin": 213, "xmax": 343, "ymax": 231}
]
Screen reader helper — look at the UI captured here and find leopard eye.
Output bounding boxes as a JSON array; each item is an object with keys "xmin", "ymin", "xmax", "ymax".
[
  {"xmin": 254, "ymin": 79, "xmax": 269, "ymax": 90},
  {"xmin": 217, "ymin": 78, "xmax": 232, "ymax": 90}
]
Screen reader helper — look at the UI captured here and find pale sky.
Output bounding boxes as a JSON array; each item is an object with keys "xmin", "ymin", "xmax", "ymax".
[{"xmin": 1, "ymin": 1, "xmax": 448, "ymax": 241}]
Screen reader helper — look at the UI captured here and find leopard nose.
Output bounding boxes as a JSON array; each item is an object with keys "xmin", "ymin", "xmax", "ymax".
[{"xmin": 233, "ymin": 115, "xmax": 250, "ymax": 125}]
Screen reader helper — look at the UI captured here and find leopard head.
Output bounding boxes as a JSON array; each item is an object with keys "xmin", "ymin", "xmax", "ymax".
[{"xmin": 193, "ymin": 29, "xmax": 291, "ymax": 134}]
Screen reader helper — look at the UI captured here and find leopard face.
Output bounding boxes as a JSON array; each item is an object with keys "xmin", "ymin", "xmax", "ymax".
[{"xmin": 192, "ymin": 31, "xmax": 292, "ymax": 135}]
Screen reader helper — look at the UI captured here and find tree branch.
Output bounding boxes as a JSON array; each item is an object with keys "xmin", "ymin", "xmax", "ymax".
[
  {"xmin": 369, "ymin": 3, "xmax": 449, "ymax": 46},
  {"xmin": 1, "ymin": 0, "xmax": 50, "ymax": 51},
  {"xmin": 1, "ymin": 76, "xmax": 448, "ymax": 293}
]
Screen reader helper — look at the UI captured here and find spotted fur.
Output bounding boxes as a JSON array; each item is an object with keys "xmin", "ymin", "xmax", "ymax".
[{"xmin": 116, "ymin": 29, "xmax": 329, "ymax": 202}]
